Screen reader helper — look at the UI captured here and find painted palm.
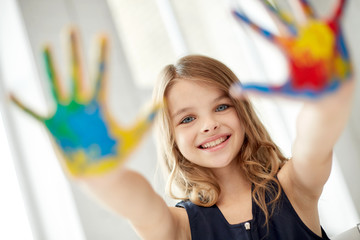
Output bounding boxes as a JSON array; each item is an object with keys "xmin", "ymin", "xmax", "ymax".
[
  {"xmin": 11, "ymin": 29, "xmax": 160, "ymax": 176},
  {"xmin": 232, "ymin": 0, "xmax": 352, "ymax": 98}
]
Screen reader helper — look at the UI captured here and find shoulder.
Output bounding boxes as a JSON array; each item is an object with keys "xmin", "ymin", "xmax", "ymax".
[
  {"xmin": 175, "ymin": 200, "xmax": 199, "ymax": 211},
  {"xmin": 277, "ymin": 165, "xmax": 323, "ymax": 237},
  {"xmin": 173, "ymin": 201, "xmax": 199, "ymax": 235},
  {"xmin": 277, "ymin": 159, "xmax": 323, "ymax": 204},
  {"xmin": 175, "ymin": 200, "xmax": 219, "ymax": 222},
  {"xmin": 169, "ymin": 204, "xmax": 191, "ymax": 240},
  {"xmin": 277, "ymin": 161, "xmax": 320, "ymax": 214}
]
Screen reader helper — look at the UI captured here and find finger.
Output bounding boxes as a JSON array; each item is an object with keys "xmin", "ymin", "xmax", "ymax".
[
  {"xmin": 10, "ymin": 94, "xmax": 47, "ymax": 121},
  {"xmin": 43, "ymin": 46, "xmax": 67, "ymax": 103},
  {"xmin": 330, "ymin": 14, "xmax": 352, "ymax": 79},
  {"xmin": 232, "ymin": 10, "xmax": 280, "ymax": 42},
  {"xmin": 230, "ymin": 82, "xmax": 279, "ymax": 98},
  {"xmin": 93, "ymin": 35, "xmax": 109, "ymax": 103},
  {"xmin": 334, "ymin": 34, "xmax": 352, "ymax": 79},
  {"xmin": 328, "ymin": 0, "xmax": 352, "ymax": 79},
  {"xmin": 115, "ymin": 102, "xmax": 162, "ymax": 159},
  {"xmin": 298, "ymin": 0, "xmax": 317, "ymax": 19},
  {"xmin": 229, "ymin": 81, "xmax": 341, "ymax": 99},
  {"xmin": 68, "ymin": 28, "xmax": 86, "ymax": 103},
  {"xmin": 262, "ymin": 0, "xmax": 298, "ymax": 36},
  {"xmin": 130, "ymin": 102, "xmax": 162, "ymax": 137},
  {"xmin": 330, "ymin": 0, "xmax": 347, "ymax": 22},
  {"xmin": 335, "ymin": 31, "xmax": 351, "ymax": 61}
]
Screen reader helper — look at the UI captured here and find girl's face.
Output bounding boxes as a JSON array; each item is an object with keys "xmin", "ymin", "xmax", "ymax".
[{"xmin": 167, "ymin": 79, "xmax": 245, "ymax": 170}]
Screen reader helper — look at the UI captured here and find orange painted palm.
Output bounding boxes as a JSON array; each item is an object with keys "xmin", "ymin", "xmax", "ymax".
[
  {"xmin": 10, "ymin": 28, "xmax": 160, "ymax": 177},
  {"xmin": 231, "ymin": 0, "xmax": 352, "ymax": 98}
]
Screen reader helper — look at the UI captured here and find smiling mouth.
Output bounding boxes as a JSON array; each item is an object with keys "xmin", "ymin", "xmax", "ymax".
[{"xmin": 199, "ymin": 135, "xmax": 230, "ymax": 149}]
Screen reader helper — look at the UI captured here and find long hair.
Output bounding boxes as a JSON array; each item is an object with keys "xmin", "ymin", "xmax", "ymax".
[{"xmin": 152, "ymin": 55, "xmax": 287, "ymax": 226}]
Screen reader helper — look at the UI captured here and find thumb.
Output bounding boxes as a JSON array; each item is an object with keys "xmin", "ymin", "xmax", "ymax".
[
  {"xmin": 117, "ymin": 101, "xmax": 162, "ymax": 160},
  {"xmin": 230, "ymin": 82, "xmax": 277, "ymax": 99},
  {"xmin": 131, "ymin": 102, "xmax": 162, "ymax": 137}
]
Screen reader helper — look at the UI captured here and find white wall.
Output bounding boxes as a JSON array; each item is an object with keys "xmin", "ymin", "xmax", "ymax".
[
  {"xmin": 1, "ymin": 0, "xmax": 156, "ymax": 239},
  {"xmin": 1, "ymin": 0, "xmax": 359, "ymax": 239}
]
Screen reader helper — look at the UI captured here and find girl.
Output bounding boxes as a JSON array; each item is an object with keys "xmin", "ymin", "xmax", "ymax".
[{"xmin": 85, "ymin": 54, "xmax": 354, "ymax": 240}]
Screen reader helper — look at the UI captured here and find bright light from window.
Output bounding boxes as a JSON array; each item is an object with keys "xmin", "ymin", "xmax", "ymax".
[
  {"xmin": 0, "ymin": 112, "xmax": 34, "ymax": 240},
  {"xmin": 0, "ymin": 0, "xmax": 86, "ymax": 239}
]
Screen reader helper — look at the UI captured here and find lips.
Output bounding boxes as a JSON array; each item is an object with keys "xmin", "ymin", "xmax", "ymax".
[{"xmin": 198, "ymin": 135, "xmax": 230, "ymax": 149}]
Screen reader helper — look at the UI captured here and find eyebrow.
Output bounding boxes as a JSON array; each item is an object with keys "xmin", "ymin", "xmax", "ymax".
[
  {"xmin": 171, "ymin": 93, "xmax": 230, "ymax": 119},
  {"xmin": 171, "ymin": 107, "xmax": 192, "ymax": 120}
]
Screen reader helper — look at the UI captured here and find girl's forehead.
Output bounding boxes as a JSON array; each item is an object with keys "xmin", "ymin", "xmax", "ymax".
[
  {"xmin": 166, "ymin": 78, "xmax": 225, "ymax": 97},
  {"xmin": 166, "ymin": 79, "xmax": 230, "ymax": 113}
]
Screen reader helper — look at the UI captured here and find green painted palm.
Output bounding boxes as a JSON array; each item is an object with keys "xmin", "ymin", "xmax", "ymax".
[{"xmin": 11, "ymin": 28, "xmax": 160, "ymax": 176}]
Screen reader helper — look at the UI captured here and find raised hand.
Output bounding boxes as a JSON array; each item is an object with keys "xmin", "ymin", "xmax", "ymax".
[
  {"xmin": 10, "ymin": 28, "xmax": 160, "ymax": 177},
  {"xmin": 231, "ymin": 0, "xmax": 352, "ymax": 98}
]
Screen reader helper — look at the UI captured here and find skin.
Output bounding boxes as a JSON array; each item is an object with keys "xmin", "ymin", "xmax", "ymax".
[
  {"xmin": 232, "ymin": 0, "xmax": 351, "ymax": 98},
  {"xmin": 10, "ymin": 0, "xmax": 354, "ymax": 236},
  {"xmin": 168, "ymin": 79, "xmax": 245, "ymax": 171},
  {"xmin": 12, "ymin": 28, "xmax": 353, "ymax": 236},
  {"xmin": 167, "ymin": 79, "xmax": 253, "ymax": 224},
  {"xmin": 10, "ymin": 30, "xmax": 160, "ymax": 176},
  {"xmin": 82, "ymin": 75, "xmax": 354, "ymax": 240}
]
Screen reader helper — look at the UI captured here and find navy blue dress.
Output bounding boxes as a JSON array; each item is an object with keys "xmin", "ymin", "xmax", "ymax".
[{"xmin": 176, "ymin": 187, "xmax": 329, "ymax": 240}]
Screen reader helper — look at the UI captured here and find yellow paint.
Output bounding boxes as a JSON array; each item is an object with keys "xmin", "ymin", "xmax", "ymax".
[
  {"xmin": 62, "ymin": 102, "xmax": 162, "ymax": 176},
  {"xmin": 65, "ymin": 150, "xmax": 119, "ymax": 176},
  {"xmin": 334, "ymin": 54, "xmax": 350, "ymax": 79},
  {"xmin": 289, "ymin": 21, "xmax": 334, "ymax": 66}
]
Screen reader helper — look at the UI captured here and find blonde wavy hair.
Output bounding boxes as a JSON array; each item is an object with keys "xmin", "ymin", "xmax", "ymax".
[{"xmin": 152, "ymin": 55, "xmax": 287, "ymax": 226}]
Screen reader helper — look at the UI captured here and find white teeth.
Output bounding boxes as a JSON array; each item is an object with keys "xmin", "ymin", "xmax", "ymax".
[{"xmin": 201, "ymin": 137, "xmax": 227, "ymax": 149}]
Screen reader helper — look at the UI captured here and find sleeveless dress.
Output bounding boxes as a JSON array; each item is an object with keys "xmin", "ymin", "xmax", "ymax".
[{"xmin": 176, "ymin": 187, "xmax": 329, "ymax": 240}]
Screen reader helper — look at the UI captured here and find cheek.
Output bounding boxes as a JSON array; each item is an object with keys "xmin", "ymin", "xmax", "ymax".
[
  {"xmin": 238, "ymin": 126, "xmax": 246, "ymax": 146},
  {"xmin": 174, "ymin": 128, "xmax": 195, "ymax": 153},
  {"xmin": 229, "ymin": 114, "xmax": 245, "ymax": 140},
  {"xmin": 228, "ymin": 111, "xmax": 243, "ymax": 129},
  {"xmin": 238, "ymin": 125, "xmax": 246, "ymax": 149},
  {"xmin": 236, "ymin": 119, "xmax": 245, "ymax": 135}
]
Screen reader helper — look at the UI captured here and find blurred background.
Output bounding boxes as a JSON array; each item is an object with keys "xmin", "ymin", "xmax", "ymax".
[{"xmin": 0, "ymin": 0, "xmax": 359, "ymax": 239}]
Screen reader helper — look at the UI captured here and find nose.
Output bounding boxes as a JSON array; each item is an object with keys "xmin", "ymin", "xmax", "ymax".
[{"xmin": 201, "ymin": 119, "xmax": 220, "ymax": 133}]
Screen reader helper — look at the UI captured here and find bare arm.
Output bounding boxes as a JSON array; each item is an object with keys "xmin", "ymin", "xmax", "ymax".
[
  {"xmin": 277, "ymin": 80, "xmax": 355, "ymax": 235},
  {"xmin": 80, "ymin": 168, "xmax": 190, "ymax": 240},
  {"xmin": 9, "ymin": 28, "xmax": 190, "ymax": 240},
  {"xmin": 280, "ymin": 79, "xmax": 355, "ymax": 198}
]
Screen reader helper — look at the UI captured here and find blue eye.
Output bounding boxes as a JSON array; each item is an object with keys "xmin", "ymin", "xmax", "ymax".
[
  {"xmin": 216, "ymin": 104, "xmax": 229, "ymax": 112},
  {"xmin": 181, "ymin": 116, "xmax": 195, "ymax": 124}
]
